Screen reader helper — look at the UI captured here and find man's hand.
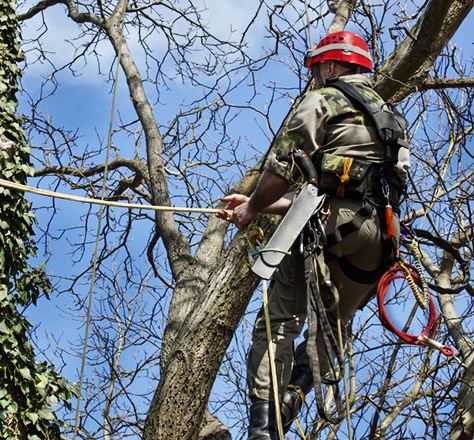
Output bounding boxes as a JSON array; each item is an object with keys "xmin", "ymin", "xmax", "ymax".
[
  {"xmin": 216, "ymin": 171, "xmax": 289, "ymax": 229},
  {"xmin": 217, "ymin": 194, "xmax": 259, "ymax": 229},
  {"xmin": 231, "ymin": 201, "xmax": 259, "ymax": 230},
  {"xmin": 216, "ymin": 194, "xmax": 250, "ymax": 224}
]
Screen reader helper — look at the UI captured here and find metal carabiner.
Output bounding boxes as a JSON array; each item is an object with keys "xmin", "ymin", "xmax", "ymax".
[{"xmin": 380, "ymin": 176, "xmax": 390, "ymax": 201}]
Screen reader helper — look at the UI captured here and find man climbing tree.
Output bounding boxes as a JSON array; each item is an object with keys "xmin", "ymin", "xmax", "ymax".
[
  {"xmin": 13, "ymin": 0, "xmax": 474, "ymax": 438},
  {"xmin": 219, "ymin": 30, "xmax": 410, "ymax": 439}
]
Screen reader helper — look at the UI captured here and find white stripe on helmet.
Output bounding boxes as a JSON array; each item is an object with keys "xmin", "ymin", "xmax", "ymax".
[{"xmin": 312, "ymin": 43, "xmax": 372, "ymax": 62}]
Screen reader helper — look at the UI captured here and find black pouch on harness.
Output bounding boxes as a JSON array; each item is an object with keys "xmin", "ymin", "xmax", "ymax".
[{"xmin": 318, "ymin": 152, "xmax": 373, "ymax": 200}]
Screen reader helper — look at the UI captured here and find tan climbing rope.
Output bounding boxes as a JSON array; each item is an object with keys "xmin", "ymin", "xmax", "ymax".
[
  {"xmin": 262, "ymin": 279, "xmax": 285, "ymax": 440},
  {"xmin": 246, "ymin": 226, "xmax": 285, "ymax": 440}
]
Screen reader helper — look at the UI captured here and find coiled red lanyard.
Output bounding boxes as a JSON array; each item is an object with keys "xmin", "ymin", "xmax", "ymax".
[{"xmin": 377, "ymin": 261, "xmax": 454, "ymax": 357}]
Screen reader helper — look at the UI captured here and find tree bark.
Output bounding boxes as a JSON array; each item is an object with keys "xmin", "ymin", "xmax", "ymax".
[
  {"xmin": 375, "ymin": 0, "xmax": 474, "ymax": 102},
  {"xmin": 16, "ymin": 0, "xmax": 474, "ymax": 438},
  {"xmin": 143, "ymin": 231, "xmax": 261, "ymax": 439},
  {"xmin": 143, "ymin": 0, "xmax": 474, "ymax": 437},
  {"xmin": 436, "ymin": 255, "xmax": 474, "ymax": 440},
  {"xmin": 198, "ymin": 411, "xmax": 232, "ymax": 440}
]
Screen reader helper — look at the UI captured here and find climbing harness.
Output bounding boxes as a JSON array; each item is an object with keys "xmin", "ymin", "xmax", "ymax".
[{"xmin": 324, "ymin": 77, "xmax": 409, "ymax": 210}]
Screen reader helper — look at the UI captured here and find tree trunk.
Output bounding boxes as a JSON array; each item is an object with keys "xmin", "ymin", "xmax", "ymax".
[
  {"xmin": 143, "ymin": 0, "xmax": 474, "ymax": 437},
  {"xmin": 144, "ymin": 232, "xmax": 261, "ymax": 439}
]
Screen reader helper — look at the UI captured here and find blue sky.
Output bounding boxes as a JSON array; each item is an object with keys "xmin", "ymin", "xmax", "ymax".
[{"xmin": 16, "ymin": 1, "xmax": 474, "ymax": 438}]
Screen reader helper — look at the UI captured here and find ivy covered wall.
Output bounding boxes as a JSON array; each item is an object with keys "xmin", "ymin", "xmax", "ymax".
[{"xmin": 0, "ymin": 0, "xmax": 72, "ymax": 438}]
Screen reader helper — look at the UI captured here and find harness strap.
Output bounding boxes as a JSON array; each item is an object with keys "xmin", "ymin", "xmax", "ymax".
[
  {"xmin": 325, "ymin": 79, "xmax": 407, "ymax": 155},
  {"xmin": 338, "ymin": 256, "xmax": 381, "ymax": 285},
  {"xmin": 304, "ymin": 247, "xmax": 345, "ymax": 424}
]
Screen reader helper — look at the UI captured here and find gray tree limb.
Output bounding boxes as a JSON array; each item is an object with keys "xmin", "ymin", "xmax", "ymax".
[
  {"xmin": 375, "ymin": 0, "xmax": 474, "ymax": 101},
  {"xmin": 420, "ymin": 77, "xmax": 474, "ymax": 91}
]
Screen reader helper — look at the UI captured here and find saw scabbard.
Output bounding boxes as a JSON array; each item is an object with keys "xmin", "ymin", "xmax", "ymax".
[{"xmin": 251, "ymin": 183, "xmax": 326, "ymax": 280}]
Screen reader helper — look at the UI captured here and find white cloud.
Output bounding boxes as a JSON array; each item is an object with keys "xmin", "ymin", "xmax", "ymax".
[{"xmin": 18, "ymin": 0, "xmax": 273, "ymax": 93}]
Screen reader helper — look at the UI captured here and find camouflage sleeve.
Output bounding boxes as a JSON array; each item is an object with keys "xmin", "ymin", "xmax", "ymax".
[{"xmin": 264, "ymin": 91, "xmax": 330, "ymax": 181}]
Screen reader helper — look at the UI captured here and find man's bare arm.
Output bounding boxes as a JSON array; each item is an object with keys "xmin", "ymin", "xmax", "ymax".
[
  {"xmin": 230, "ymin": 171, "xmax": 290, "ymax": 228},
  {"xmin": 218, "ymin": 191, "xmax": 295, "ymax": 222}
]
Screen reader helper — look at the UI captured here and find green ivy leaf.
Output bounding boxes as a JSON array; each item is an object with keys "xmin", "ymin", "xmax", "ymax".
[
  {"xmin": 36, "ymin": 373, "xmax": 48, "ymax": 389},
  {"xmin": 26, "ymin": 412, "xmax": 39, "ymax": 424},
  {"xmin": 38, "ymin": 406, "xmax": 54, "ymax": 420},
  {"xmin": 19, "ymin": 367, "xmax": 32, "ymax": 380}
]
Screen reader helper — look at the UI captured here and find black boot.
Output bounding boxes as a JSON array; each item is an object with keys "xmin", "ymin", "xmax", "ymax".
[
  {"xmin": 281, "ymin": 365, "xmax": 313, "ymax": 433},
  {"xmin": 248, "ymin": 398, "xmax": 279, "ymax": 440}
]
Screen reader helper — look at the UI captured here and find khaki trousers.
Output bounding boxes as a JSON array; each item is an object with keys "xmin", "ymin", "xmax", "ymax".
[{"xmin": 247, "ymin": 197, "xmax": 397, "ymax": 401}]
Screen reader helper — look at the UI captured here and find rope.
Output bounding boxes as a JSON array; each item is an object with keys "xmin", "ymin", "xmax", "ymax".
[
  {"xmin": 0, "ymin": 178, "xmax": 220, "ymax": 214},
  {"xmin": 377, "ymin": 261, "xmax": 454, "ymax": 357},
  {"xmin": 72, "ymin": 51, "xmax": 121, "ymax": 439},
  {"xmin": 336, "ymin": 313, "xmax": 353, "ymax": 440},
  {"xmin": 406, "ymin": 239, "xmax": 429, "ymax": 307},
  {"xmin": 246, "ymin": 226, "xmax": 285, "ymax": 439},
  {"xmin": 294, "ymin": 417, "xmax": 307, "ymax": 439},
  {"xmin": 262, "ymin": 279, "xmax": 285, "ymax": 440},
  {"xmin": 399, "ymin": 260, "xmax": 427, "ymax": 310},
  {"xmin": 304, "ymin": 0, "xmax": 313, "ymax": 50},
  {"xmin": 336, "ymin": 157, "xmax": 353, "ymax": 198},
  {"xmin": 305, "ymin": 250, "xmax": 345, "ymax": 424}
]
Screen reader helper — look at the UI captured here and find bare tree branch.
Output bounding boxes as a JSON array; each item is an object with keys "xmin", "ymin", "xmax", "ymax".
[
  {"xmin": 18, "ymin": 0, "xmax": 63, "ymax": 21},
  {"xmin": 376, "ymin": 0, "xmax": 474, "ymax": 101},
  {"xmin": 420, "ymin": 77, "xmax": 474, "ymax": 91}
]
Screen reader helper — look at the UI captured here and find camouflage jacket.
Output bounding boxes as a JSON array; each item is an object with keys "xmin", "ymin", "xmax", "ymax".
[{"xmin": 264, "ymin": 74, "xmax": 410, "ymax": 184}]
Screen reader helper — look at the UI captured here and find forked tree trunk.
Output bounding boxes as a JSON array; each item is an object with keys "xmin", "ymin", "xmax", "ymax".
[{"xmin": 144, "ymin": 233, "xmax": 260, "ymax": 439}]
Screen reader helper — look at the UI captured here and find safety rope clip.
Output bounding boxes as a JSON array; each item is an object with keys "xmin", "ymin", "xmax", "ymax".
[
  {"xmin": 418, "ymin": 335, "xmax": 454, "ymax": 357},
  {"xmin": 380, "ymin": 177, "xmax": 390, "ymax": 200}
]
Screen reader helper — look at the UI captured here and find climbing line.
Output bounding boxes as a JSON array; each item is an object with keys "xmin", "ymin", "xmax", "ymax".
[
  {"xmin": 336, "ymin": 314, "xmax": 353, "ymax": 440},
  {"xmin": 294, "ymin": 417, "xmax": 307, "ymax": 439},
  {"xmin": 0, "ymin": 178, "xmax": 220, "ymax": 214},
  {"xmin": 304, "ymin": 0, "xmax": 313, "ymax": 50},
  {"xmin": 262, "ymin": 279, "xmax": 285, "ymax": 440},
  {"xmin": 246, "ymin": 225, "xmax": 285, "ymax": 439},
  {"xmin": 72, "ymin": 49, "xmax": 120, "ymax": 439}
]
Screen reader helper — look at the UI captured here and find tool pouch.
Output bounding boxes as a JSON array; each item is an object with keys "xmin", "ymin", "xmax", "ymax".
[{"xmin": 318, "ymin": 153, "xmax": 373, "ymax": 200}]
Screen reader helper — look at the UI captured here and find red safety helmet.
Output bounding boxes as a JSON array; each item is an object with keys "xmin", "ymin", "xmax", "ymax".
[{"xmin": 304, "ymin": 31, "xmax": 373, "ymax": 72}]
